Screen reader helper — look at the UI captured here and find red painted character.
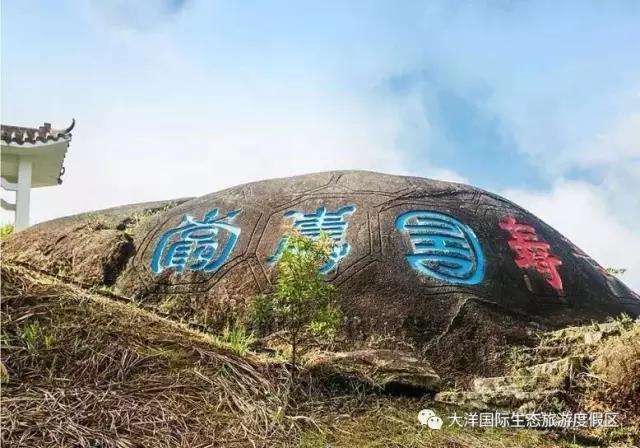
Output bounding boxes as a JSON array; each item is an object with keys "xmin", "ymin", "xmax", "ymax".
[{"xmin": 499, "ymin": 216, "xmax": 563, "ymax": 291}]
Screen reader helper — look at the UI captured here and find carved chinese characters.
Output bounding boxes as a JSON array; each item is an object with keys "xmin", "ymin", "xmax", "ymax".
[{"xmin": 499, "ymin": 216, "xmax": 563, "ymax": 291}]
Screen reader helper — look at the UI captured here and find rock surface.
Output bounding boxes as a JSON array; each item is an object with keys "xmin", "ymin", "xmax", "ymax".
[
  {"xmin": 308, "ymin": 349, "xmax": 441, "ymax": 393},
  {"xmin": 435, "ymin": 389, "xmax": 561, "ymax": 411},
  {"xmin": 435, "ymin": 318, "xmax": 639, "ymax": 410},
  {"xmin": 4, "ymin": 170, "xmax": 639, "ymax": 381},
  {"xmin": 434, "ymin": 356, "xmax": 582, "ymax": 410},
  {"xmin": 472, "ymin": 356, "xmax": 584, "ymax": 393}
]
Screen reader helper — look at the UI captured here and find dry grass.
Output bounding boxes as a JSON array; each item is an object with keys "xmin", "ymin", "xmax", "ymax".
[
  {"xmin": 0, "ymin": 263, "xmax": 295, "ymax": 447},
  {"xmin": 584, "ymin": 324, "xmax": 640, "ymax": 412},
  {"xmin": 578, "ymin": 323, "xmax": 640, "ymax": 444},
  {"xmin": 291, "ymin": 396, "xmax": 597, "ymax": 448}
]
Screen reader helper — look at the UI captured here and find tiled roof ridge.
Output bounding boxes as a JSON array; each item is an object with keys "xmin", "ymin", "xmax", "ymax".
[{"xmin": 1, "ymin": 119, "xmax": 75, "ymax": 145}]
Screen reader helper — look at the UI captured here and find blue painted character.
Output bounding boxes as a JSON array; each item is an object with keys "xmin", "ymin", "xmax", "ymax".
[
  {"xmin": 395, "ymin": 210, "xmax": 485, "ymax": 285},
  {"xmin": 268, "ymin": 206, "xmax": 356, "ymax": 273},
  {"xmin": 151, "ymin": 208, "xmax": 241, "ymax": 274}
]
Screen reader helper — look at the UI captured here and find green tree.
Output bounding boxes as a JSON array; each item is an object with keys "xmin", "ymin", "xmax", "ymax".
[{"xmin": 252, "ymin": 230, "xmax": 341, "ymax": 375}]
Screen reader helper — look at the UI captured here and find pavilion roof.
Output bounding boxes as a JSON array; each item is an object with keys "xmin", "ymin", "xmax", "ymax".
[
  {"xmin": 1, "ymin": 120, "xmax": 75, "ymax": 186},
  {"xmin": 1, "ymin": 119, "xmax": 75, "ymax": 146}
]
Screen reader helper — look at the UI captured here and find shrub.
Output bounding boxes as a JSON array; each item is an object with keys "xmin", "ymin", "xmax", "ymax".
[
  {"xmin": 0, "ymin": 223, "xmax": 14, "ymax": 239},
  {"xmin": 251, "ymin": 230, "xmax": 341, "ymax": 374}
]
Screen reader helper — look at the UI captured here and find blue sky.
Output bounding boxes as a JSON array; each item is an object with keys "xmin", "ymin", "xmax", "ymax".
[{"xmin": 2, "ymin": 0, "xmax": 640, "ymax": 289}]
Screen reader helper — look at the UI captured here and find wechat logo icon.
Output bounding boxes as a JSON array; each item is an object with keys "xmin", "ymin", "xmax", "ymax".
[{"xmin": 418, "ymin": 409, "xmax": 443, "ymax": 430}]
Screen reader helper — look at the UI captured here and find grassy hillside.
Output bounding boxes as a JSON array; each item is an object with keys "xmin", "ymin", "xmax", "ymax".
[
  {"xmin": 1, "ymin": 262, "xmax": 638, "ymax": 447},
  {"xmin": 1, "ymin": 263, "xmax": 292, "ymax": 446}
]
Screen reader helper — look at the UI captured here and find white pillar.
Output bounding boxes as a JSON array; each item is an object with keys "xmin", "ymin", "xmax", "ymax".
[{"xmin": 15, "ymin": 156, "xmax": 32, "ymax": 231}]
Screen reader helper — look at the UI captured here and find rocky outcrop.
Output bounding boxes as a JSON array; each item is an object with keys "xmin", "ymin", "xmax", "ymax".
[
  {"xmin": 435, "ymin": 356, "xmax": 581, "ymax": 410},
  {"xmin": 435, "ymin": 317, "xmax": 639, "ymax": 411},
  {"xmin": 307, "ymin": 349, "xmax": 441, "ymax": 393},
  {"xmin": 3, "ymin": 221, "xmax": 134, "ymax": 286},
  {"xmin": 1, "ymin": 200, "xmax": 187, "ymax": 286},
  {"xmin": 3, "ymin": 171, "xmax": 639, "ymax": 382}
]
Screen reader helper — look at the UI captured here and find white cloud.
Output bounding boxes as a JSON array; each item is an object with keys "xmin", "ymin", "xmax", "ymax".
[
  {"xmin": 2, "ymin": 84, "xmax": 411, "ymax": 225},
  {"xmin": 578, "ymin": 113, "xmax": 640, "ymax": 167}
]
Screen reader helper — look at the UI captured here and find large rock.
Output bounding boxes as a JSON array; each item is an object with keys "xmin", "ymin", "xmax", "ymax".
[{"xmin": 4, "ymin": 171, "xmax": 639, "ymax": 380}]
